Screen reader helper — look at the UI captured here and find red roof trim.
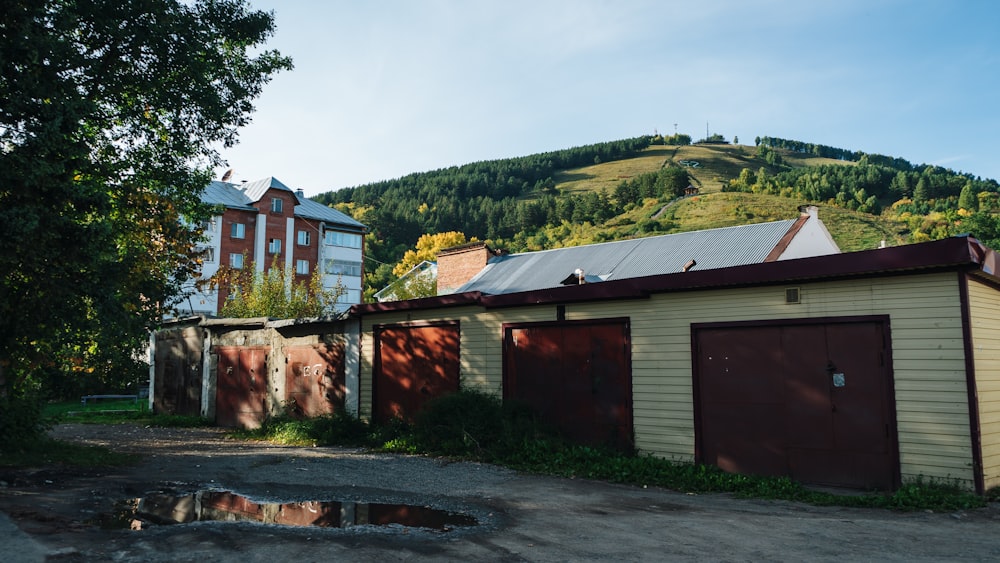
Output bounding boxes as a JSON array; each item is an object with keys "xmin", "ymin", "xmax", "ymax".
[{"xmin": 763, "ymin": 213, "xmax": 809, "ymax": 262}]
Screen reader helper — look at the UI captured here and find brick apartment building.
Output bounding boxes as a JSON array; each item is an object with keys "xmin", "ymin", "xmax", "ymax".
[{"xmin": 178, "ymin": 176, "xmax": 367, "ymax": 316}]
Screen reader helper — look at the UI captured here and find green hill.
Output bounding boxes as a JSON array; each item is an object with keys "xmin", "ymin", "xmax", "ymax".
[{"xmin": 314, "ymin": 136, "xmax": 998, "ymax": 299}]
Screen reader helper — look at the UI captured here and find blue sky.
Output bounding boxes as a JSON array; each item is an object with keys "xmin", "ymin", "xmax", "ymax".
[{"xmin": 218, "ymin": 1, "xmax": 1000, "ymax": 197}]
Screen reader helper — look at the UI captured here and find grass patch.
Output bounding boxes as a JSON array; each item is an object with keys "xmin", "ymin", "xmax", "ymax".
[
  {"xmin": 231, "ymin": 410, "xmax": 379, "ymax": 448},
  {"xmin": 237, "ymin": 391, "xmax": 987, "ymax": 513},
  {"xmin": 553, "ymin": 146, "xmax": 676, "ymax": 195},
  {"xmin": 43, "ymin": 400, "xmax": 209, "ymax": 427},
  {"xmin": 0, "ymin": 438, "xmax": 137, "ymax": 468},
  {"xmin": 0, "ymin": 402, "xmax": 208, "ymax": 469}
]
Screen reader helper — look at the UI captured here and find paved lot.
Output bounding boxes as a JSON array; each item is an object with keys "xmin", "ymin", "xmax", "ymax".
[{"xmin": 2, "ymin": 424, "xmax": 1000, "ymax": 562}]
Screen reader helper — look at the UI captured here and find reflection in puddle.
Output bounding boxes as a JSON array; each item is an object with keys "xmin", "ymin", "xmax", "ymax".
[{"xmin": 127, "ymin": 490, "xmax": 477, "ymax": 532}]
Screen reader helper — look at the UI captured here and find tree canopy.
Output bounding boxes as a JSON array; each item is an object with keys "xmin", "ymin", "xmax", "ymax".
[
  {"xmin": 392, "ymin": 231, "xmax": 473, "ymax": 277},
  {"xmin": 211, "ymin": 258, "xmax": 345, "ymax": 319},
  {"xmin": 0, "ymin": 0, "xmax": 291, "ymax": 415}
]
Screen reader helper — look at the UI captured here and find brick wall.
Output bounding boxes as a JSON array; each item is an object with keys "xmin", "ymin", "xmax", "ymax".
[
  {"xmin": 437, "ymin": 242, "xmax": 492, "ymax": 294},
  {"xmin": 217, "ymin": 208, "xmax": 258, "ymax": 309}
]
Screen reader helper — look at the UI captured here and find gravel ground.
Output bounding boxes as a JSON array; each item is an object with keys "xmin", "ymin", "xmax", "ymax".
[{"xmin": 2, "ymin": 423, "xmax": 1000, "ymax": 562}]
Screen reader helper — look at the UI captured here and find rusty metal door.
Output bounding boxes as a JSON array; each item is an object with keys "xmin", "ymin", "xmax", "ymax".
[
  {"xmin": 504, "ymin": 320, "xmax": 633, "ymax": 451},
  {"xmin": 215, "ymin": 346, "xmax": 269, "ymax": 428},
  {"xmin": 373, "ymin": 323, "xmax": 460, "ymax": 423},
  {"xmin": 285, "ymin": 343, "xmax": 345, "ymax": 417},
  {"xmin": 695, "ymin": 319, "xmax": 897, "ymax": 489},
  {"xmin": 153, "ymin": 331, "xmax": 202, "ymax": 416}
]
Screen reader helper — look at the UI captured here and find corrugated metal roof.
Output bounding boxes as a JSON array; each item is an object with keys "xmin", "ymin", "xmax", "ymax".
[
  {"xmin": 294, "ymin": 196, "xmax": 366, "ymax": 230},
  {"xmin": 457, "ymin": 219, "xmax": 798, "ymax": 295},
  {"xmin": 241, "ymin": 176, "xmax": 292, "ymax": 201},
  {"xmin": 201, "ymin": 180, "xmax": 255, "ymax": 210},
  {"xmin": 199, "ymin": 178, "xmax": 366, "ymax": 230}
]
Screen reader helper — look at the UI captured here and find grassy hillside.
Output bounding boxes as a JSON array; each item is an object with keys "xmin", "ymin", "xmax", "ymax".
[
  {"xmin": 540, "ymin": 144, "xmax": 898, "ymax": 253},
  {"xmin": 552, "ymin": 143, "xmax": 853, "ymax": 197},
  {"xmin": 316, "ymin": 136, "xmax": 993, "ymax": 299},
  {"xmin": 667, "ymin": 192, "xmax": 906, "ymax": 252}
]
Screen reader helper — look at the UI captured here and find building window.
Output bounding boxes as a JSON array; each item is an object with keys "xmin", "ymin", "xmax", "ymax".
[
  {"xmin": 297, "ymin": 230, "xmax": 311, "ymax": 246},
  {"xmin": 336, "ymin": 289, "xmax": 362, "ymax": 304},
  {"xmin": 199, "ymin": 219, "xmax": 215, "ymax": 233},
  {"xmin": 229, "ymin": 253, "xmax": 244, "ymax": 269},
  {"xmin": 231, "ymin": 222, "xmax": 245, "ymax": 239},
  {"xmin": 199, "ymin": 247, "xmax": 215, "ymax": 263},
  {"xmin": 271, "ymin": 197, "xmax": 283, "ymax": 213},
  {"xmin": 324, "ymin": 231, "xmax": 362, "ymax": 248},
  {"xmin": 324, "ymin": 259, "xmax": 362, "ymax": 277},
  {"xmin": 296, "ymin": 259, "xmax": 310, "ymax": 275},
  {"xmin": 269, "ymin": 238, "xmax": 281, "ymax": 255}
]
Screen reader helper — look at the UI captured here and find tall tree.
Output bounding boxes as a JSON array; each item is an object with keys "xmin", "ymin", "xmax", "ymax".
[
  {"xmin": 393, "ymin": 232, "xmax": 474, "ymax": 277},
  {"xmin": 959, "ymin": 183, "xmax": 979, "ymax": 212},
  {"xmin": 0, "ymin": 0, "xmax": 291, "ymax": 429}
]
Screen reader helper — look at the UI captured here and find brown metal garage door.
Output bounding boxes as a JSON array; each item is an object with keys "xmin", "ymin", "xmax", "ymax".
[
  {"xmin": 285, "ymin": 343, "xmax": 346, "ymax": 418},
  {"xmin": 153, "ymin": 330, "xmax": 202, "ymax": 416},
  {"xmin": 373, "ymin": 322, "xmax": 460, "ymax": 423},
  {"xmin": 215, "ymin": 346, "xmax": 269, "ymax": 428},
  {"xmin": 504, "ymin": 319, "xmax": 633, "ymax": 451},
  {"xmin": 694, "ymin": 318, "xmax": 898, "ymax": 489}
]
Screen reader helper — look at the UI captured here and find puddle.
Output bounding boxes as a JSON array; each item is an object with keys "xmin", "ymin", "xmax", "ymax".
[{"xmin": 114, "ymin": 490, "xmax": 477, "ymax": 532}]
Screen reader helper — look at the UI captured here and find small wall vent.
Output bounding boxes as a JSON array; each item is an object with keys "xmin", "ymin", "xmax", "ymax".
[{"xmin": 785, "ymin": 287, "xmax": 801, "ymax": 304}]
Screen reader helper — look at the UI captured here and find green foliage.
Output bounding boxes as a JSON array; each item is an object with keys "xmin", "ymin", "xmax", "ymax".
[
  {"xmin": 959, "ymin": 183, "xmax": 979, "ymax": 211},
  {"xmin": 960, "ymin": 211, "xmax": 1000, "ymax": 249},
  {"xmin": 392, "ymin": 232, "xmax": 472, "ymax": 277},
  {"xmin": 664, "ymin": 133, "xmax": 692, "ymax": 145},
  {"xmin": 211, "ymin": 257, "xmax": 345, "ymax": 318},
  {"xmin": 867, "ymin": 478, "xmax": 984, "ymax": 511},
  {"xmin": 411, "ymin": 391, "xmax": 546, "ymax": 460},
  {"xmin": 0, "ymin": 393, "xmax": 47, "ymax": 453},
  {"xmin": 315, "ymin": 137, "xmax": 652, "ymax": 297},
  {"xmin": 0, "ymin": 0, "xmax": 291, "ymax": 430},
  {"xmin": 614, "ymin": 167, "xmax": 690, "ymax": 206},
  {"xmin": 41, "ymin": 400, "xmax": 208, "ymax": 427},
  {"xmin": 232, "ymin": 410, "xmax": 387, "ymax": 448}
]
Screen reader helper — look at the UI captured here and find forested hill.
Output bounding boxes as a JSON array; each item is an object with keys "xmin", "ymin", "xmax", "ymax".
[
  {"xmin": 314, "ymin": 137, "xmax": 652, "ymax": 245},
  {"xmin": 313, "ymin": 134, "xmax": 1000, "ymax": 300}
]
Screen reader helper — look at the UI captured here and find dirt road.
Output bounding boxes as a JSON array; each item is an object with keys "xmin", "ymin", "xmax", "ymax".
[{"xmin": 2, "ymin": 423, "xmax": 1000, "ymax": 562}]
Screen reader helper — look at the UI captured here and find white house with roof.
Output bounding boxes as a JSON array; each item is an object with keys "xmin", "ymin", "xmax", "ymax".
[{"xmin": 178, "ymin": 177, "xmax": 367, "ymax": 316}]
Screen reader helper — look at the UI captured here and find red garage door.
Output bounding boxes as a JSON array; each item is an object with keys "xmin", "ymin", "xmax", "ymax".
[
  {"xmin": 285, "ymin": 343, "xmax": 346, "ymax": 418},
  {"xmin": 694, "ymin": 318, "xmax": 898, "ymax": 490},
  {"xmin": 215, "ymin": 346, "xmax": 269, "ymax": 428},
  {"xmin": 373, "ymin": 322, "xmax": 460, "ymax": 423},
  {"xmin": 504, "ymin": 319, "xmax": 632, "ymax": 451}
]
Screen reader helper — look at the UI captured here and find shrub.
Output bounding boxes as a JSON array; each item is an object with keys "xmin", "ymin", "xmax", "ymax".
[
  {"xmin": 310, "ymin": 410, "xmax": 376, "ymax": 447},
  {"xmin": 411, "ymin": 390, "xmax": 554, "ymax": 461},
  {"xmin": 0, "ymin": 394, "xmax": 47, "ymax": 453}
]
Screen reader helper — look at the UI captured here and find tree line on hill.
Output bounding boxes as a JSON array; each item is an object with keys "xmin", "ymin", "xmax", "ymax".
[
  {"xmin": 754, "ymin": 136, "xmax": 916, "ymax": 171},
  {"xmin": 314, "ymin": 137, "xmax": 679, "ymax": 297},
  {"xmin": 729, "ymin": 139, "xmax": 1000, "ymax": 243},
  {"xmin": 318, "ymin": 133, "xmax": 1000, "ymax": 301}
]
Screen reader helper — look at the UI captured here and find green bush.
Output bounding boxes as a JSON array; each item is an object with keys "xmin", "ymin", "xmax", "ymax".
[
  {"xmin": 412, "ymin": 390, "xmax": 554, "ymax": 461},
  {"xmin": 0, "ymin": 394, "xmax": 47, "ymax": 453},
  {"xmin": 310, "ymin": 410, "xmax": 377, "ymax": 447}
]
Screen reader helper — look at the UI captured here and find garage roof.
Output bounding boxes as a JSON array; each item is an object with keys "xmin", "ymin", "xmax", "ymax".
[
  {"xmin": 353, "ymin": 235, "xmax": 1000, "ymax": 314},
  {"xmin": 456, "ymin": 218, "xmax": 803, "ymax": 295}
]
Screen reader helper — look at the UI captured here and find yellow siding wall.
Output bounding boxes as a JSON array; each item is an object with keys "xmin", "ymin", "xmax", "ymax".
[
  {"xmin": 359, "ymin": 272, "xmax": 975, "ymax": 485},
  {"xmin": 969, "ymin": 278, "xmax": 1000, "ymax": 490}
]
